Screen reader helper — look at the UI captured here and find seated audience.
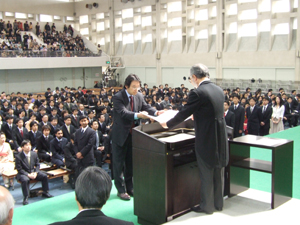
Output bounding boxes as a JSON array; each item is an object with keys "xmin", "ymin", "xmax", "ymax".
[
  {"xmin": 50, "ymin": 128, "xmax": 67, "ymax": 168},
  {"xmin": 36, "ymin": 125, "xmax": 53, "ymax": 162}
]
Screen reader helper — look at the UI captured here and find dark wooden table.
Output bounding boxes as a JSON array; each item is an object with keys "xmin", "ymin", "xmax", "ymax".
[{"xmin": 229, "ymin": 135, "xmax": 293, "ymax": 209}]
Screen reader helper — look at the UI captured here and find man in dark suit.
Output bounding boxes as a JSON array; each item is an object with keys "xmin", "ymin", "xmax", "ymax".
[
  {"xmin": 161, "ymin": 64, "xmax": 228, "ymax": 214},
  {"xmin": 49, "ymin": 117, "xmax": 60, "ymax": 136},
  {"xmin": 28, "ymin": 121, "xmax": 42, "ymax": 150},
  {"xmin": 77, "ymin": 104, "xmax": 87, "ymax": 116},
  {"xmin": 224, "ymin": 101, "xmax": 235, "ymax": 129},
  {"xmin": 13, "ymin": 118, "xmax": 30, "ymax": 152},
  {"xmin": 111, "ymin": 74, "xmax": 159, "ymax": 200},
  {"xmin": 50, "ymin": 128, "xmax": 68, "ymax": 168},
  {"xmin": 260, "ymin": 97, "xmax": 272, "ymax": 136},
  {"xmin": 97, "ymin": 114, "xmax": 108, "ymax": 134},
  {"xmin": 36, "ymin": 125, "xmax": 53, "ymax": 162},
  {"xmin": 15, "ymin": 140, "xmax": 53, "ymax": 205},
  {"xmin": 63, "ymin": 134, "xmax": 77, "ymax": 172},
  {"xmin": 284, "ymin": 97, "xmax": 298, "ymax": 127},
  {"xmin": 229, "ymin": 94, "xmax": 245, "ymax": 138},
  {"xmin": 38, "ymin": 114, "xmax": 51, "ymax": 131},
  {"xmin": 1, "ymin": 115, "xmax": 16, "ymax": 150},
  {"xmin": 61, "ymin": 115, "xmax": 76, "ymax": 142},
  {"xmin": 246, "ymin": 98, "xmax": 263, "ymax": 135},
  {"xmin": 71, "ymin": 108, "xmax": 79, "ymax": 129},
  {"xmin": 48, "ymin": 167, "xmax": 133, "ymax": 225},
  {"xmin": 91, "ymin": 120, "xmax": 105, "ymax": 168},
  {"xmin": 24, "ymin": 102, "xmax": 33, "ymax": 118},
  {"xmin": 74, "ymin": 116, "xmax": 95, "ymax": 177},
  {"xmin": 63, "ymin": 98, "xmax": 73, "ymax": 114}
]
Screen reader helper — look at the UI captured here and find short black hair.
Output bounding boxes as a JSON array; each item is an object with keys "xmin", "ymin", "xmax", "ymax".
[
  {"xmin": 21, "ymin": 139, "xmax": 31, "ymax": 147},
  {"xmin": 54, "ymin": 128, "xmax": 62, "ymax": 134},
  {"xmin": 64, "ymin": 115, "xmax": 71, "ymax": 121},
  {"xmin": 124, "ymin": 74, "xmax": 141, "ymax": 89},
  {"xmin": 75, "ymin": 166, "xmax": 112, "ymax": 209},
  {"xmin": 79, "ymin": 115, "xmax": 88, "ymax": 121},
  {"xmin": 29, "ymin": 121, "xmax": 38, "ymax": 128}
]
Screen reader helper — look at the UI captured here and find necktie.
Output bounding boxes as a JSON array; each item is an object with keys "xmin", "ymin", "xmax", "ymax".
[
  {"xmin": 67, "ymin": 126, "xmax": 70, "ymax": 133},
  {"xmin": 224, "ymin": 112, "xmax": 226, "ymax": 117},
  {"xmin": 263, "ymin": 106, "xmax": 266, "ymax": 113},
  {"xmin": 34, "ymin": 132, "xmax": 36, "ymax": 138},
  {"xmin": 27, "ymin": 154, "xmax": 30, "ymax": 165},
  {"xmin": 130, "ymin": 96, "xmax": 134, "ymax": 111},
  {"xmin": 95, "ymin": 131, "xmax": 99, "ymax": 147},
  {"xmin": 250, "ymin": 107, "xmax": 253, "ymax": 113},
  {"xmin": 20, "ymin": 129, "xmax": 23, "ymax": 137},
  {"xmin": 45, "ymin": 136, "xmax": 48, "ymax": 141},
  {"xmin": 234, "ymin": 105, "xmax": 236, "ymax": 110}
]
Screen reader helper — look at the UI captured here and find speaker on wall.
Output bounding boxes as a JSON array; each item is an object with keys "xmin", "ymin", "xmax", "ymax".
[{"xmin": 93, "ymin": 3, "xmax": 99, "ymax": 8}]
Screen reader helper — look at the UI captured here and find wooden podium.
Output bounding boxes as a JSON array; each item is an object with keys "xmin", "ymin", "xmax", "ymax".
[
  {"xmin": 132, "ymin": 121, "xmax": 200, "ymax": 225},
  {"xmin": 229, "ymin": 135, "xmax": 293, "ymax": 209}
]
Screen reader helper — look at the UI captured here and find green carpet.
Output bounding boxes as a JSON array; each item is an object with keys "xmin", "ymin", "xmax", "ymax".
[
  {"xmin": 13, "ymin": 127, "xmax": 300, "ymax": 225},
  {"xmin": 13, "ymin": 184, "xmax": 139, "ymax": 225}
]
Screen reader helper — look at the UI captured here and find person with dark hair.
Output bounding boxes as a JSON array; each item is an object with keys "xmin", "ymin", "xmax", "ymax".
[
  {"xmin": 160, "ymin": 63, "xmax": 228, "ymax": 214},
  {"xmin": 91, "ymin": 120, "xmax": 105, "ymax": 168},
  {"xmin": 111, "ymin": 74, "xmax": 161, "ymax": 200},
  {"xmin": 15, "ymin": 140, "xmax": 53, "ymax": 205},
  {"xmin": 50, "ymin": 128, "xmax": 68, "ymax": 168},
  {"xmin": 49, "ymin": 116, "xmax": 60, "ymax": 136},
  {"xmin": 28, "ymin": 121, "xmax": 42, "ymax": 151},
  {"xmin": 38, "ymin": 114, "xmax": 51, "ymax": 131},
  {"xmin": 283, "ymin": 96, "xmax": 298, "ymax": 128},
  {"xmin": 246, "ymin": 98, "xmax": 262, "ymax": 135},
  {"xmin": 229, "ymin": 94, "xmax": 245, "ymax": 137},
  {"xmin": 1, "ymin": 115, "xmax": 16, "ymax": 150},
  {"xmin": 74, "ymin": 115, "xmax": 95, "ymax": 177},
  {"xmin": 224, "ymin": 101, "xmax": 235, "ymax": 129},
  {"xmin": 61, "ymin": 115, "xmax": 76, "ymax": 142},
  {"xmin": 49, "ymin": 166, "xmax": 133, "ymax": 225},
  {"xmin": 71, "ymin": 108, "xmax": 79, "ymax": 129},
  {"xmin": 270, "ymin": 96, "xmax": 285, "ymax": 134},
  {"xmin": 259, "ymin": 97, "xmax": 273, "ymax": 136},
  {"xmin": 13, "ymin": 118, "xmax": 29, "ymax": 152},
  {"xmin": 63, "ymin": 98, "xmax": 73, "ymax": 114},
  {"xmin": 63, "ymin": 133, "xmax": 77, "ymax": 189},
  {"xmin": 36, "ymin": 125, "xmax": 53, "ymax": 162}
]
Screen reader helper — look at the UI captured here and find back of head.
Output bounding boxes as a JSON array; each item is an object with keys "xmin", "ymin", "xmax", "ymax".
[
  {"xmin": 190, "ymin": 63, "xmax": 209, "ymax": 79},
  {"xmin": 75, "ymin": 166, "xmax": 112, "ymax": 209},
  {"xmin": 0, "ymin": 186, "xmax": 14, "ymax": 225}
]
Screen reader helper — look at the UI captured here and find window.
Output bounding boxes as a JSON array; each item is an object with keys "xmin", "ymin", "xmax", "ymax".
[
  {"xmin": 97, "ymin": 22, "xmax": 104, "ymax": 32},
  {"xmin": 123, "ymin": 33, "xmax": 134, "ymax": 44},
  {"xmin": 168, "ymin": 17, "xmax": 182, "ymax": 27},
  {"xmin": 116, "ymin": 33, "xmax": 122, "ymax": 42},
  {"xmin": 294, "ymin": 0, "xmax": 298, "ymax": 8},
  {"xmin": 54, "ymin": 15, "xmax": 61, "ymax": 20},
  {"xmin": 28, "ymin": 14, "xmax": 34, "ymax": 18},
  {"xmin": 197, "ymin": 29, "xmax": 208, "ymax": 39},
  {"xmin": 168, "ymin": 29, "xmax": 182, "ymax": 41},
  {"xmin": 240, "ymin": 9, "xmax": 257, "ymax": 20},
  {"xmin": 239, "ymin": 23, "xmax": 257, "ymax": 37},
  {"xmin": 211, "ymin": 24, "xmax": 217, "ymax": 35},
  {"xmin": 273, "ymin": 23, "xmax": 289, "ymax": 35},
  {"xmin": 228, "ymin": 22, "xmax": 237, "ymax": 33},
  {"xmin": 115, "ymin": 18, "xmax": 122, "ymax": 28},
  {"xmin": 135, "ymin": 31, "xmax": 141, "ymax": 40},
  {"xmin": 15, "ymin": 12, "xmax": 27, "ymax": 19},
  {"xmin": 122, "ymin": 8, "xmax": 133, "ymax": 19},
  {"xmin": 66, "ymin": 17, "xmax": 75, "ymax": 21},
  {"xmin": 123, "ymin": 23, "xmax": 133, "ymax": 32},
  {"xmin": 142, "ymin": 6, "xmax": 152, "ymax": 13},
  {"xmin": 40, "ymin": 14, "xmax": 53, "ymax": 22},
  {"xmin": 189, "ymin": 27, "xmax": 195, "ymax": 36},
  {"xmin": 167, "ymin": 1, "xmax": 182, "ymax": 13},
  {"xmin": 227, "ymin": 4, "xmax": 237, "ymax": 15},
  {"xmin": 239, "ymin": 0, "xmax": 257, "ymax": 3},
  {"xmin": 260, "ymin": 20, "xmax": 271, "ymax": 32},
  {"xmin": 273, "ymin": 0, "xmax": 290, "ymax": 13},
  {"xmin": 211, "ymin": 6, "xmax": 217, "ymax": 18},
  {"xmin": 80, "ymin": 28, "xmax": 89, "ymax": 35},
  {"xmin": 198, "ymin": 0, "xmax": 208, "ymax": 5},
  {"xmin": 79, "ymin": 15, "xmax": 89, "ymax": 25},
  {"xmin": 134, "ymin": 16, "xmax": 141, "ymax": 25},
  {"xmin": 96, "ymin": 13, "xmax": 104, "ymax": 19},
  {"xmin": 293, "ymin": 19, "xmax": 297, "ymax": 30},
  {"xmin": 5, "ymin": 12, "xmax": 14, "ymax": 17},
  {"xmin": 196, "ymin": 9, "xmax": 208, "ymax": 21},
  {"xmin": 98, "ymin": 37, "xmax": 105, "ymax": 45},
  {"xmin": 143, "ymin": 33, "xmax": 152, "ymax": 43},
  {"xmin": 142, "ymin": 16, "xmax": 152, "ymax": 27}
]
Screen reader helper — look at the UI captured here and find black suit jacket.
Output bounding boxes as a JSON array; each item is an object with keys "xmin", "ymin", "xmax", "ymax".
[
  {"xmin": 61, "ymin": 124, "xmax": 76, "ymax": 141},
  {"xmin": 1, "ymin": 123, "xmax": 16, "ymax": 143},
  {"xmin": 229, "ymin": 104, "xmax": 245, "ymax": 138},
  {"xmin": 63, "ymin": 142, "xmax": 77, "ymax": 169},
  {"xmin": 50, "ymin": 137, "xmax": 68, "ymax": 161},
  {"xmin": 36, "ymin": 135, "xmax": 54, "ymax": 154},
  {"xmin": 71, "ymin": 115, "xmax": 79, "ymax": 129},
  {"xmin": 292, "ymin": 97, "xmax": 299, "ymax": 110},
  {"xmin": 167, "ymin": 81, "xmax": 228, "ymax": 168},
  {"xmin": 225, "ymin": 110, "xmax": 235, "ymax": 129},
  {"xmin": 246, "ymin": 106, "xmax": 263, "ymax": 131},
  {"xmin": 74, "ymin": 127, "xmax": 95, "ymax": 166},
  {"xmin": 24, "ymin": 109, "xmax": 33, "ymax": 118},
  {"xmin": 48, "ymin": 209, "xmax": 134, "ymax": 225},
  {"xmin": 111, "ymin": 89, "xmax": 156, "ymax": 147},
  {"xmin": 261, "ymin": 105, "xmax": 272, "ymax": 129},
  {"xmin": 28, "ymin": 130, "xmax": 42, "ymax": 149},
  {"xmin": 38, "ymin": 122, "xmax": 51, "ymax": 131},
  {"xmin": 13, "ymin": 127, "xmax": 30, "ymax": 149},
  {"xmin": 15, "ymin": 151, "xmax": 40, "ymax": 179}
]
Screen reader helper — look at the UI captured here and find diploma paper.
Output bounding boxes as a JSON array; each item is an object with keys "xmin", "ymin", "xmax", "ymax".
[
  {"xmin": 143, "ymin": 110, "xmax": 191, "ymax": 123},
  {"xmin": 158, "ymin": 133, "xmax": 195, "ymax": 143}
]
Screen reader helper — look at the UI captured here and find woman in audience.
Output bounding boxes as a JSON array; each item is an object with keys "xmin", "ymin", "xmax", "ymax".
[
  {"xmin": 270, "ymin": 96, "xmax": 285, "ymax": 134},
  {"xmin": 0, "ymin": 132, "xmax": 14, "ymax": 188}
]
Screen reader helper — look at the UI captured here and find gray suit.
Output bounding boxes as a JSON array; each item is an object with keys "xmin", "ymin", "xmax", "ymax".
[{"xmin": 167, "ymin": 80, "xmax": 228, "ymax": 213}]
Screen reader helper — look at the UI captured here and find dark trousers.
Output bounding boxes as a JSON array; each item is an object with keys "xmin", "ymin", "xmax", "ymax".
[
  {"xmin": 94, "ymin": 149, "xmax": 103, "ymax": 167},
  {"xmin": 38, "ymin": 152, "xmax": 51, "ymax": 162},
  {"xmin": 285, "ymin": 114, "xmax": 299, "ymax": 127},
  {"xmin": 247, "ymin": 123, "xmax": 259, "ymax": 135},
  {"xmin": 112, "ymin": 134, "xmax": 133, "ymax": 194},
  {"xmin": 51, "ymin": 157, "xmax": 64, "ymax": 168},
  {"xmin": 197, "ymin": 156, "xmax": 224, "ymax": 213},
  {"xmin": 76, "ymin": 160, "xmax": 93, "ymax": 179},
  {"xmin": 18, "ymin": 172, "xmax": 49, "ymax": 197},
  {"xmin": 259, "ymin": 126, "xmax": 270, "ymax": 136}
]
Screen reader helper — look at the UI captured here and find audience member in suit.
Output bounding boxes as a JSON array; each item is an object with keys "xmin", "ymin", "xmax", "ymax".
[
  {"xmin": 49, "ymin": 117, "xmax": 60, "ymax": 136},
  {"xmin": 224, "ymin": 101, "xmax": 235, "ymax": 129},
  {"xmin": 63, "ymin": 133, "xmax": 77, "ymax": 172},
  {"xmin": 46, "ymin": 101, "xmax": 56, "ymax": 115},
  {"xmin": 48, "ymin": 166, "xmax": 133, "ymax": 225},
  {"xmin": 15, "ymin": 140, "xmax": 53, "ymax": 205},
  {"xmin": 36, "ymin": 107, "xmax": 47, "ymax": 123},
  {"xmin": 290, "ymin": 90, "xmax": 298, "ymax": 110},
  {"xmin": 71, "ymin": 108, "xmax": 80, "ymax": 129},
  {"xmin": 28, "ymin": 121, "xmax": 42, "ymax": 151},
  {"xmin": 229, "ymin": 94, "xmax": 245, "ymax": 138},
  {"xmin": 111, "ymin": 74, "xmax": 158, "ymax": 200},
  {"xmin": 284, "ymin": 97, "xmax": 298, "ymax": 127},
  {"xmin": 63, "ymin": 98, "xmax": 73, "ymax": 114},
  {"xmin": 260, "ymin": 97, "xmax": 273, "ymax": 136},
  {"xmin": 48, "ymin": 107, "xmax": 59, "ymax": 122},
  {"xmin": 45, "ymin": 88, "xmax": 52, "ymax": 100},
  {"xmin": 155, "ymin": 97, "xmax": 164, "ymax": 110},
  {"xmin": 103, "ymin": 99, "xmax": 112, "ymax": 116},
  {"xmin": 38, "ymin": 114, "xmax": 51, "ymax": 131},
  {"xmin": 36, "ymin": 125, "xmax": 53, "ymax": 162},
  {"xmin": 77, "ymin": 104, "xmax": 87, "ymax": 116},
  {"xmin": 50, "ymin": 128, "xmax": 68, "ymax": 168},
  {"xmin": 13, "ymin": 118, "xmax": 30, "ymax": 153},
  {"xmin": 74, "ymin": 116, "xmax": 96, "ymax": 177},
  {"xmin": 61, "ymin": 115, "xmax": 76, "ymax": 142},
  {"xmin": 97, "ymin": 114, "xmax": 108, "ymax": 134},
  {"xmin": 24, "ymin": 102, "xmax": 33, "ymax": 118},
  {"xmin": 91, "ymin": 120, "xmax": 105, "ymax": 168},
  {"xmin": 144, "ymin": 83, "xmax": 150, "ymax": 96},
  {"xmin": 1, "ymin": 115, "xmax": 16, "ymax": 150},
  {"xmin": 100, "ymin": 107, "xmax": 111, "ymax": 126},
  {"xmin": 87, "ymin": 110, "xmax": 96, "ymax": 125},
  {"xmin": 246, "ymin": 98, "xmax": 262, "ymax": 135},
  {"xmin": 34, "ymin": 95, "xmax": 42, "ymax": 108}
]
